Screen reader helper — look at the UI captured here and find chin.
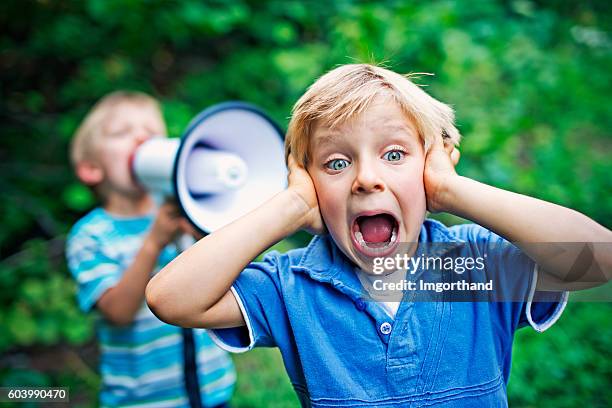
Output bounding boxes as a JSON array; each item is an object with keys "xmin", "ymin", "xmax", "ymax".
[{"xmin": 120, "ymin": 184, "xmax": 149, "ymax": 200}]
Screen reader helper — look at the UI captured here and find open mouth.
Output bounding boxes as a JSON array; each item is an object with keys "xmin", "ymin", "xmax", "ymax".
[{"xmin": 351, "ymin": 212, "xmax": 400, "ymax": 257}]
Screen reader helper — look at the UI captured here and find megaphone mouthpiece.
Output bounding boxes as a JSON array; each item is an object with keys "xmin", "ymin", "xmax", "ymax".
[
  {"xmin": 185, "ymin": 148, "xmax": 248, "ymax": 195},
  {"xmin": 132, "ymin": 137, "xmax": 179, "ymax": 195}
]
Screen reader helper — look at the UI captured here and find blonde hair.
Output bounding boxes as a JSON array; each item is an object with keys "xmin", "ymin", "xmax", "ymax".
[
  {"xmin": 285, "ymin": 64, "xmax": 461, "ymax": 166},
  {"xmin": 70, "ymin": 91, "xmax": 163, "ymax": 167}
]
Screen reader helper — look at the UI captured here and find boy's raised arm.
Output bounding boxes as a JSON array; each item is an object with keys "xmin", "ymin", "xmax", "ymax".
[
  {"xmin": 96, "ymin": 203, "xmax": 183, "ymax": 326},
  {"xmin": 146, "ymin": 157, "xmax": 322, "ymax": 329},
  {"xmin": 426, "ymin": 135, "xmax": 612, "ymax": 291}
]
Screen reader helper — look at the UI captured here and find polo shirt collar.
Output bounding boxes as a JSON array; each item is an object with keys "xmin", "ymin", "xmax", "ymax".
[{"xmin": 291, "ymin": 234, "xmax": 364, "ymax": 302}]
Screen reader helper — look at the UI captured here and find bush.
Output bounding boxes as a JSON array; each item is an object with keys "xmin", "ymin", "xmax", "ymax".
[{"xmin": 1, "ymin": 1, "xmax": 609, "ymax": 406}]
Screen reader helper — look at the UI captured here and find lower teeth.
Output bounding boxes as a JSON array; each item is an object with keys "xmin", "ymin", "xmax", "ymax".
[{"xmin": 355, "ymin": 227, "xmax": 397, "ymax": 252}]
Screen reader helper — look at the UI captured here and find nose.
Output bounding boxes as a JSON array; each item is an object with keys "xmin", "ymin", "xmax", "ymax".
[{"xmin": 351, "ymin": 159, "xmax": 385, "ymax": 195}]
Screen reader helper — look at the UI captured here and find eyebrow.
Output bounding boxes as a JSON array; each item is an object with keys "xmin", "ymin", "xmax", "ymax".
[{"xmin": 312, "ymin": 129, "xmax": 343, "ymax": 148}]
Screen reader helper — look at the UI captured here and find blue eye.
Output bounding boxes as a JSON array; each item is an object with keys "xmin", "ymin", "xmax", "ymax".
[
  {"xmin": 383, "ymin": 150, "xmax": 404, "ymax": 161},
  {"xmin": 326, "ymin": 159, "xmax": 350, "ymax": 171}
]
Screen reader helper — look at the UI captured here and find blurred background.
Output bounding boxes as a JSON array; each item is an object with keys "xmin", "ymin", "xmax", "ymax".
[{"xmin": 1, "ymin": 0, "xmax": 610, "ymax": 407}]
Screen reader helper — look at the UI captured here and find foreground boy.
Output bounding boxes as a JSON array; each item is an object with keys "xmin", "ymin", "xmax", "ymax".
[
  {"xmin": 146, "ymin": 65, "xmax": 611, "ymax": 407},
  {"xmin": 66, "ymin": 91, "xmax": 235, "ymax": 407}
]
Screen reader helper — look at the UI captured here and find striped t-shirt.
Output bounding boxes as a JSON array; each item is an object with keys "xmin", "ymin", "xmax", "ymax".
[{"xmin": 66, "ymin": 208, "xmax": 235, "ymax": 408}]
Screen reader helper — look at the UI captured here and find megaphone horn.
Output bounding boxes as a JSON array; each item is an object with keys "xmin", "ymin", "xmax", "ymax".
[{"xmin": 131, "ymin": 101, "xmax": 287, "ymax": 235}]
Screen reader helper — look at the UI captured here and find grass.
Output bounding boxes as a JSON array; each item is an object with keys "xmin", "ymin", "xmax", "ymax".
[{"xmin": 230, "ymin": 348, "xmax": 298, "ymax": 407}]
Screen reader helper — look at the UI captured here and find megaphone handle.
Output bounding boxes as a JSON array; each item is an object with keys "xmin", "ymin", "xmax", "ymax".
[{"xmin": 175, "ymin": 233, "xmax": 196, "ymax": 254}]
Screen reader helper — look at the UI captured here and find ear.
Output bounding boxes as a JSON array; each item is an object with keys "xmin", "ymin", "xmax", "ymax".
[{"xmin": 76, "ymin": 160, "xmax": 104, "ymax": 186}]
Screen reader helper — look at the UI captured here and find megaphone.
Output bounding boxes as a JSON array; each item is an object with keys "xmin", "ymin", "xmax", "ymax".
[{"xmin": 131, "ymin": 101, "xmax": 287, "ymax": 235}]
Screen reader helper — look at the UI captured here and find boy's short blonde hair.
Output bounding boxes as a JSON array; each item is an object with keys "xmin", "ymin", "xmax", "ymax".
[
  {"xmin": 285, "ymin": 64, "xmax": 461, "ymax": 166},
  {"xmin": 70, "ymin": 91, "xmax": 162, "ymax": 167}
]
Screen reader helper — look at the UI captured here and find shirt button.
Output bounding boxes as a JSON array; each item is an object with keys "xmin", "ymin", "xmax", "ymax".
[
  {"xmin": 380, "ymin": 322, "xmax": 392, "ymax": 335},
  {"xmin": 355, "ymin": 298, "xmax": 366, "ymax": 311}
]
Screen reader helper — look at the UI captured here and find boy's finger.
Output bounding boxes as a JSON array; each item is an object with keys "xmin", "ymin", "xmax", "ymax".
[
  {"xmin": 443, "ymin": 140, "xmax": 454, "ymax": 154},
  {"xmin": 451, "ymin": 148, "xmax": 461, "ymax": 166},
  {"xmin": 179, "ymin": 219, "xmax": 201, "ymax": 238},
  {"xmin": 288, "ymin": 153, "xmax": 305, "ymax": 169},
  {"xmin": 287, "ymin": 153, "xmax": 298, "ymax": 171},
  {"xmin": 160, "ymin": 203, "xmax": 181, "ymax": 219},
  {"xmin": 287, "ymin": 154, "xmax": 296, "ymax": 171},
  {"xmin": 162, "ymin": 198, "xmax": 178, "ymax": 208},
  {"xmin": 431, "ymin": 129, "xmax": 446, "ymax": 150}
]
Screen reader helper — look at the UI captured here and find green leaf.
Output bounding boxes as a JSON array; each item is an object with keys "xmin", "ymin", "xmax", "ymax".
[{"xmin": 62, "ymin": 183, "xmax": 95, "ymax": 211}]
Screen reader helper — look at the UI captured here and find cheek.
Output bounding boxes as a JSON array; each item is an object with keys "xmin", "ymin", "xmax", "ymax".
[
  {"xmin": 99, "ymin": 144, "xmax": 132, "ymax": 179},
  {"xmin": 107, "ymin": 143, "xmax": 130, "ymax": 161},
  {"xmin": 100, "ymin": 141, "xmax": 125, "ymax": 160},
  {"xmin": 403, "ymin": 166, "xmax": 425, "ymax": 194},
  {"xmin": 392, "ymin": 160, "xmax": 426, "ymax": 207}
]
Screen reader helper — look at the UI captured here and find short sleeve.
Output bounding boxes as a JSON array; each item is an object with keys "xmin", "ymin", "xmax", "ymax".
[
  {"xmin": 450, "ymin": 224, "xmax": 568, "ymax": 333},
  {"xmin": 66, "ymin": 230, "xmax": 122, "ymax": 312},
  {"xmin": 519, "ymin": 264, "xmax": 569, "ymax": 332},
  {"xmin": 209, "ymin": 251, "xmax": 287, "ymax": 353}
]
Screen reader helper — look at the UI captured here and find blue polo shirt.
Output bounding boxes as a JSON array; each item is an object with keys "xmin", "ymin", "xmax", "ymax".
[{"xmin": 210, "ymin": 220, "xmax": 567, "ymax": 407}]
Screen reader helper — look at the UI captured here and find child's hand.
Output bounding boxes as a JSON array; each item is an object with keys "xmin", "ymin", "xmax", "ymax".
[
  {"xmin": 287, "ymin": 154, "xmax": 326, "ymax": 235},
  {"xmin": 179, "ymin": 219, "xmax": 204, "ymax": 241},
  {"xmin": 147, "ymin": 202, "xmax": 184, "ymax": 250},
  {"xmin": 424, "ymin": 132, "xmax": 461, "ymax": 213}
]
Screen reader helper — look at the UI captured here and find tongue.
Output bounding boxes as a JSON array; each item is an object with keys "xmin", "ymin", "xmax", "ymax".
[{"xmin": 358, "ymin": 215, "xmax": 393, "ymax": 243}]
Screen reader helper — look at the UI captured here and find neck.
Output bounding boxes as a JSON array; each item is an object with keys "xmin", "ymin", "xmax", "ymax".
[{"xmin": 104, "ymin": 192, "xmax": 154, "ymax": 217}]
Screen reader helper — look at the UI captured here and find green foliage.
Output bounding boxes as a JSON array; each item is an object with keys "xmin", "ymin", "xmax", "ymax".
[
  {"xmin": 0, "ymin": 239, "xmax": 93, "ymax": 351},
  {"xmin": 231, "ymin": 348, "xmax": 298, "ymax": 407},
  {"xmin": 0, "ymin": 0, "xmax": 610, "ymax": 406},
  {"xmin": 509, "ymin": 302, "xmax": 612, "ymax": 407}
]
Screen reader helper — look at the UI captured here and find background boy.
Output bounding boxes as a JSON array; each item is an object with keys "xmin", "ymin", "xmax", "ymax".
[
  {"xmin": 66, "ymin": 91, "xmax": 235, "ymax": 407},
  {"xmin": 146, "ymin": 65, "xmax": 611, "ymax": 407}
]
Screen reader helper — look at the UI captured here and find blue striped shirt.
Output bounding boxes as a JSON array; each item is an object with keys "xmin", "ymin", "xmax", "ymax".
[{"xmin": 66, "ymin": 208, "xmax": 235, "ymax": 407}]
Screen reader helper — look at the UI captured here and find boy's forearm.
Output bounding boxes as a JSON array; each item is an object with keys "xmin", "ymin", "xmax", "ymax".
[
  {"xmin": 443, "ymin": 176, "xmax": 601, "ymax": 242},
  {"xmin": 442, "ymin": 176, "xmax": 612, "ymax": 288},
  {"xmin": 97, "ymin": 237, "xmax": 162, "ymax": 325},
  {"xmin": 146, "ymin": 189, "xmax": 309, "ymax": 323}
]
